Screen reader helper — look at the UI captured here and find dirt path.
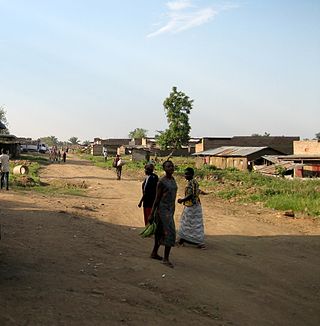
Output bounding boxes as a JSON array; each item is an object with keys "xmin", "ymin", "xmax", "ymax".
[{"xmin": 1, "ymin": 154, "xmax": 319, "ymax": 326}]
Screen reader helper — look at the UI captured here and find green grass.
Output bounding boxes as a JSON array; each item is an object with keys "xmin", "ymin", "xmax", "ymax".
[
  {"xmin": 10, "ymin": 153, "xmax": 86, "ymax": 196},
  {"xmin": 195, "ymin": 167, "xmax": 320, "ymax": 217}
]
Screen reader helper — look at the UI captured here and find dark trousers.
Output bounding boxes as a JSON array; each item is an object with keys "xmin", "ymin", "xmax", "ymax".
[
  {"xmin": 116, "ymin": 166, "xmax": 122, "ymax": 180},
  {"xmin": 1, "ymin": 172, "xmax": 9, "ymax": 190}
]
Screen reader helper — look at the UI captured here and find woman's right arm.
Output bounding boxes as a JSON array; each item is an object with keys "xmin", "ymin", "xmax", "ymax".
[{"xmin": 149, "ymin": 181, "xmax": 163, "ymax": 222}]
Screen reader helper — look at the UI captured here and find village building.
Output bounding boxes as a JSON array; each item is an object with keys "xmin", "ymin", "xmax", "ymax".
[
  {"xmin": 193, "ymin": 146, "xmax": 283, "ymax": 171},
  {"xmin": 91, "ymin": 138, "xmax": 131, "ymax": 156},
  {"xmin": 254, "ymin": 140, "xmax": 320, "ymax": 178},
  {"xmin": 195, "ymin": 136, "xmax": 299, "ymax": 155},
  {"xmin": 0, "ymin": 134, "xmax": 21, "ymax": 158},
  {"xmin": 278, "ymin": 140, "xmax": 320, "ymax": 177}
]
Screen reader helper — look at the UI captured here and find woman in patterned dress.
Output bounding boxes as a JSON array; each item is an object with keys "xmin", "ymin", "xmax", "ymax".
[
  {"xmin": 177, "ymin": 167, "xmax": 206, "ymax": 249},
  {"xmin": 149, "ymin": 160, "xmax": 177, "ymax": 268}
]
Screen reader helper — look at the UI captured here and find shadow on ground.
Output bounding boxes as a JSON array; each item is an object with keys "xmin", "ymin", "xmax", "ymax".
[{"xmin": 0, "ymin": 197, "xmax": 319, "ymax": 326}]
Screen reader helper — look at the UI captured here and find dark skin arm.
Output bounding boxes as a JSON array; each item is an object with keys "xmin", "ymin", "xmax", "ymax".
[
  {"xmin": 178, "ymin": 188, "xmax": 207, "ymax": 204},
  {"xmin": 177, "ymin": 194, "xmax": 193, "ymax": 204},
  {"xmin": 138, "ymin": 195, "xmax": 144, "ymax": 207},
  {"xmin": 148, "ymin": 181, "xmax": 164, "ymax": 223}
]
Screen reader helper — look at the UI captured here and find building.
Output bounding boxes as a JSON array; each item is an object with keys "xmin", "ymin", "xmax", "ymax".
[
  {"xmin": 195, "ymin": 136, "xmax": 299, "ymax": 155},
  {"xmin": 277, "ymin": 140, "xmax": 320, "ymax": 177},
  {"xmin": 0, "ymin": 134, "xmax": 20, "ymax": 158},
  {"xmin": 91, "ymin": 138, "xmax": 131, "ymax": 156},
  {"xmin": 193, "ymin": 146, "xmax": 284, "ymax": 171}
]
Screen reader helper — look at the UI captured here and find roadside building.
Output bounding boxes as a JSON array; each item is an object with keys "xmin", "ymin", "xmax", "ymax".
[
  {"xmin": 91, "ymin": 138, "xmax": 131, "ymax": 156},
  {"xmin": 193, "ymin": 146, "xmax": 284, "ymax": 171},
  {"xmin": 277, "ymin": 140, "xmax": 320, "ymax": 177},
  {"xmin": 195, "ymin": 136, "xmax": 299, "ymax": 155},
  {"xmin": 0, "ymin": 134, "xmax": 20, "ymax": 158}
]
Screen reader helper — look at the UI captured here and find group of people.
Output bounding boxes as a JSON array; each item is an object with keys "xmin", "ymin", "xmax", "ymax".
[
  {"xmin": 138, "ymin": 160, "xmax": 206, "ymax": 268},
  {"xmin": 49, "ymin": 146, "xmax": 67, "ymax": 163}
]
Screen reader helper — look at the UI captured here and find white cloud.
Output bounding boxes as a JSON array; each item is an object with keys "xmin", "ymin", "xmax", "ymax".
[
  {"xmin": 166, "ymin": 0, "xmax": 193, "ymax": 11},
  {"xmin": 147, "ymin": 1, "xmax": 234, "ymax": 38}
]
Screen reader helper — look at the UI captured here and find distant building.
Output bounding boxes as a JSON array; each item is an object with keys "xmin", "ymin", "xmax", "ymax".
[
  {"xmin": 193, "ymin": 146, "xmax": 283, "ymax": 171},
  {"xmin": 0, "ymin": 134, "xmax": 20, "ymax": 158},
  {"xmin": 195, "ymin": 136, "xmax": 299, "ymax": 155},
  {"xmin": 255, "ymin": 140, "xmax": 320, "ymax": 178},
  {"xmin": 92, "ymin": 138, "xmax": 131, "ymax": 156},
  {"xmin": 279, "ymin": 140, "xmax": 320, "ymax": 177}
]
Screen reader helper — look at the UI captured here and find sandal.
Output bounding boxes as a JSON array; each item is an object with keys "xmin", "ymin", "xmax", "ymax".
[
  {"xmin": 197, "ymin": 244, "xmax": 206, "ymax": 250},
  {"xmin": 150, "ymin": 254, "xmax": 163, "ymax": 261},
  {"xmin": 162, "ymin": 260, "xmax": 174, "ymax": 268}
]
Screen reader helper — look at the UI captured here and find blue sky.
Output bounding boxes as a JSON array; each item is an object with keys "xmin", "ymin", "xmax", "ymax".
[{"xmin": 0, "ymin": 0, "xmax": 319, "ymax": 142}]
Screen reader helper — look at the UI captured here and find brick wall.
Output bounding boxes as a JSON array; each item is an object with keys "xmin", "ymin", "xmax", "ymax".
[{"xmin": 294, "ymin": 140, "xmax": 320, "ymax": 155}]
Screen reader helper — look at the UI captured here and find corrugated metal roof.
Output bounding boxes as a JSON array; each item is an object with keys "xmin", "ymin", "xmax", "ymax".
[
  {"xmin": 193, "ymin": 146, "xmax": 268, "ymax": 157},
  {"xmin": 255, "ymin": 161, "xmax": 301, "ymax": 175}
]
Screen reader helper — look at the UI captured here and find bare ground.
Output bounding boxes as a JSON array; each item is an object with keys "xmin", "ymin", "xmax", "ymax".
[{"xmin": 0, "ymin": 154, "xmax": 320, "ymax": 326}]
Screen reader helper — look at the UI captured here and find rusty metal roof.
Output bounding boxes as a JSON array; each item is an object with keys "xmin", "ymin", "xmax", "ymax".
[
  {"xmin": 255, "ymin": 161, "xmax": 301, "ymax": 176},
  {"xmin": 193, "ymin": 146, "xmax": 268, "ymax": 157}
]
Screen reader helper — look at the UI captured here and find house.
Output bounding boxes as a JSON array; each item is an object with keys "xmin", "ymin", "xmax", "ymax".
[
  {"xmin": 91, "ymin": 138, "xmax": 131, "ymax": 156},
  {"xmin": 195, "ymin": 136, "xmax": 299, "ymax": 155},
  {"xmin": 193, "ymin": 146, "xmax": 284, "ymax": 171},
  {"xmin": 254, "ymin": 140, "xmax": 320, "ymax": 178},
  {"xmin": 255, "ymin": 156, "xmax": 300, "ymax": 177},
  {"xmin": 0, "ymin": 134, "xmax": 21, "ymax": 158},
  {"xmin": 276, "ymin": 140, "xmax": 320, "ymax": 177}
]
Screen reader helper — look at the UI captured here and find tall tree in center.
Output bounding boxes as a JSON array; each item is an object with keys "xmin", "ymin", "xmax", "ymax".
[{"xmin": 156, "ymin": 86, "xmax": 194, "ymax": 150}]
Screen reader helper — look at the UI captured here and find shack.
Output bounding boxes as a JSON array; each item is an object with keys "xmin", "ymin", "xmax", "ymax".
[
  {"xmin": 193, "ymin": 146, "xmax": 284, "ymax": 171},
  {"xmin": 0, "ymin": 134, "xmax": 20, "ymax": 158}
]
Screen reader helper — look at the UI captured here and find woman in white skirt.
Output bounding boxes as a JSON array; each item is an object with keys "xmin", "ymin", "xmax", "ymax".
[{"xmin": 177, "ymin": 167, "xmax": 206, "ymax": 249}]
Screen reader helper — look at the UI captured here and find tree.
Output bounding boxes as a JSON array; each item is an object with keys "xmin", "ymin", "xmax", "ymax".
[
  {"xmin": 41, "ymin": 136, "xmax": 59, "ymax": 147},
  {"xmin": 128, "ymin": 128, "xmax": 148, "ymax": 139},
  {"xmin": 315, "ymin": 132, "xmax": 320, "ymax": 140},
  {"xmin": 82, "ymin": 140, "xmax": 91, "ymax": 146},
  {"xmin": 68, "ymin": 136, "xmax": 80, "ymax": 145},
  {"xmin": 156, "ymin": 86, "xmax": 193, "ymax": 150},
  {"xmin": 0, "ymin": 106, "xmax": 10, "ymax": 134},
  {"xmin": 251, "ymin": 132, "xmax": 270, "ymax": 137}
]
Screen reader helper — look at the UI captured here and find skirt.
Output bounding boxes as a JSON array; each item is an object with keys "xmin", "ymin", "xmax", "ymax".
[{"xmin": 178, "ymin": 204, "xmax": 204, "ymax": 245}]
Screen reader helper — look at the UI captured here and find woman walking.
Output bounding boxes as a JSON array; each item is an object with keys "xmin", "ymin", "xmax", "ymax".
[
  {"xmin": 149, "ymin": 160, "xmax": 177, "ymax": 268},
  {"xmin": 138, "ymin": 163, "xmax": 158, "ymax": 226},
  {"xmin": 113, "ymin": 154, "xmax": 122, "ymax": 180},
  {"xmin": 177, "ymin": 167, "xmax": 206, "ymax": 249}
]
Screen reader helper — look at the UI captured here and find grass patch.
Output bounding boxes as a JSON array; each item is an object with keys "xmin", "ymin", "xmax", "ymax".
[
  {"xmin": 196, "ymin": 167, "xmax": 320, "ymax": 217},
  {"xmin": 10, "ymin": 153, "xmax": 86, "ymax": 197}
]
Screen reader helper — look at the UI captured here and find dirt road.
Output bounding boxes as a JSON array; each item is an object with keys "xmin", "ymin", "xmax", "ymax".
[{"xmin": 1, "ymin": 154, "xmax": 319, "ymax": 325}]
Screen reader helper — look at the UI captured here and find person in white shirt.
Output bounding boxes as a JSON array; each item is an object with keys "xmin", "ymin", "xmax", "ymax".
[
  {"xmin": 102, "ymin": 147, "xmax": 108, "ymax": 162},
  {"xmin": 0, "ymin": 149, "xmax": 10, "ymax": 190}
]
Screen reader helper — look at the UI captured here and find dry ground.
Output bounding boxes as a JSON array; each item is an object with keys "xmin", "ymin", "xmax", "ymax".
[{"xmin": 0, "ymin": 154, "xmax": 320, "ymax": 326}]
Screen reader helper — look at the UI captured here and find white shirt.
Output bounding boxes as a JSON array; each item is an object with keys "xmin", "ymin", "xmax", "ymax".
[{"xmin": 0, "ymin": 154, "xmax": 10, "ymax": 172}]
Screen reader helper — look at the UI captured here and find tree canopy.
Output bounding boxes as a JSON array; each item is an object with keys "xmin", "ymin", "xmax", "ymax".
[
  {"xmin": 0, "ymin": 106, "xmax": 10, "ymax": 134},
  {"xmin": 156, "ymin": 86, "xmax": 193, "ymax": 150},
  {"xmin": 68, "ymin": 137, "xmax": 80, "ymax": 145},
  {"xmin": 41, "ymin": 136, "xmax": 59, "ymax": 147},
  {"xmin": 251, "ymin": 132, "xmax": 271, "ymax": 137},
  {"xmin": 82, "ymin": 140, "xmax": 91, "ymax": 146},
  {"xmin": 128, "ymin": 128, "xmax": 148, "ymax": 139},
  {"xmin": 315, "ymin": 132, "xmax": 320, "ymax": 140}
]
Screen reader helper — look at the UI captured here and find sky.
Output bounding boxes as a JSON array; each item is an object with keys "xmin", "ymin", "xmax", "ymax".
[{"xmin": 0, "ymin": 0, "xmax": 319, "ymax": 142}]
